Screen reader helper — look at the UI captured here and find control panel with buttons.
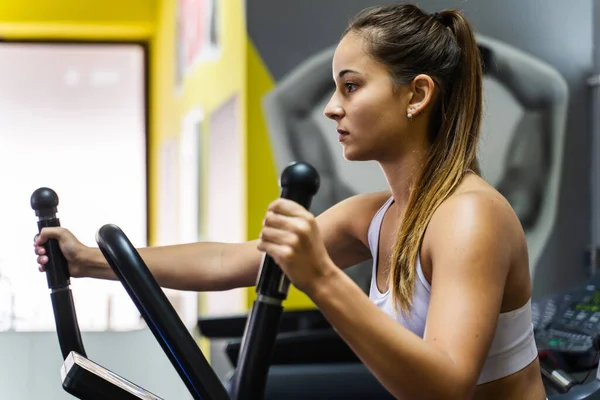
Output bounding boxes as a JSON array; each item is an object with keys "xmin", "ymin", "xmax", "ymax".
[{"xmin": 534, "ymin": 285, "xmax": 600, "ymax": 365}]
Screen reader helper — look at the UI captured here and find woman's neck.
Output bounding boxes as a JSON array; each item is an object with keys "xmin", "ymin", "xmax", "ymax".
[{"xmin": 379, "ymin": 149, "xmax": 428, "ymax": 210}]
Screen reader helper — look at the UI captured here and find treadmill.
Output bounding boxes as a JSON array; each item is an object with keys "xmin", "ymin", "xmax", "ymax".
[{"xmin": 30, "ymin": 160, "xmax": 600, "ymax": 400}]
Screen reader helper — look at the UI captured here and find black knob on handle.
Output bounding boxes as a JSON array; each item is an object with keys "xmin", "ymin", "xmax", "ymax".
[
  {"xmin": 31, "ymin": 187, "xmax": 71, "ymax": 288},
  {"xmin": 31, "ymin": 187, "xmax": 59, "ymax": 217},
  {"xmin": 280, "ymin": 161, "xmax": 320, "ymax": 201},
  {"xmin": 256, "ymin": 162, "xmax": 320, "ymax": 300}
]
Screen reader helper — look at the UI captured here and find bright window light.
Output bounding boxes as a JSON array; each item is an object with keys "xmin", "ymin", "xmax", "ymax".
[{"xmin": 0, "ymin": 43, "xmax": 148, "ymax": 332}]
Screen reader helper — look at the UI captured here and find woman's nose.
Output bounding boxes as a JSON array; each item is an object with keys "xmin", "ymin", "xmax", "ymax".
[{"xmin": 324, "ymin": 94, "xmax": 344, "ymax": 120}]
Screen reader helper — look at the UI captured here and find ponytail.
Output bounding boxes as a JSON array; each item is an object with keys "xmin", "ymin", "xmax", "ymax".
[{"xmin": 388, "ymin": 10, "xmax": 483, "ymax": 314}]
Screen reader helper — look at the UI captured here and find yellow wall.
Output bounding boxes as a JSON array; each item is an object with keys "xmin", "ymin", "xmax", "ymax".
[
  {"xmin": 150, "ymin": 0, "xmax": 248, "ymax": 357},
  {"xmin": 150, "ymin": 0, "xmax": 246, "ymax": 270},
  {"xmin": 0, "ymin": 0, "xmax": 155, "ymax": 22},
  {"xmin": 151, "ymin": 0, "xmax": 315, "ymax": 314},
  {"xmin": 244, "ymin": 40, "xmax": 316, "ymax": 310},
  {"xmin": 0, "ymin": 0, "xmax": 155, "ymax": 40}
]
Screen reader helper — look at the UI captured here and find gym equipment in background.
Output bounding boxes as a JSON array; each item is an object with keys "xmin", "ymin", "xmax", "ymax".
[{"xmin": 261, "ymin": 34, "xmax": 569, "ymax": 291}]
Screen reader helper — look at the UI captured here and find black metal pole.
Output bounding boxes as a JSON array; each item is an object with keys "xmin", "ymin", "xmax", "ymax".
[
  {"xmin": 31, "ymin": 187, "xmax": 87, "ymax": 360},
  {"xmin": 96, "ymin": 223, "xmax": 231, "ymax": 400},
  {"xmin": 230, "ymin": 162, "xmax": 320, "ymax": 400}
]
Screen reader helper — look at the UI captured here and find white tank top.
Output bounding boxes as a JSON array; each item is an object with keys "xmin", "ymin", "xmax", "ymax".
[{"xmin": 367, "ymin": 196, "xmax": 538, "ymax": 384}]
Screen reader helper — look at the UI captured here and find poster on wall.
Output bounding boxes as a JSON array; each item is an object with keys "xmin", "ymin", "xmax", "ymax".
[
  {"xmin": 157, "ymin": 137, "xmax": 179, "ymax": 246},
  {"xmin": 175, "ymin": 0, "xmax": 220, "ymax": 90},
  {"xmin": 157, "ymin": 129, "xmax": 202, "ymax": 328},
  {"xmin": 179, "ymin": 107, "xmax": 204, "ymax": 243},
  {"xmin": 204, "ymin": 95, "xmax": 246, "ymax": 316}
]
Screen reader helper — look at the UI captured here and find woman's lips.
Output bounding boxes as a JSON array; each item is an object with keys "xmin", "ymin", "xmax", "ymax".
[{"xmin": 337, "ymin": 129, "xmax": 349, "ymax": 141}]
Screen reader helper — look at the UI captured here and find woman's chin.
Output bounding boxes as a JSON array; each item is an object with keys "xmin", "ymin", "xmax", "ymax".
[{"xmin": 342, "ymin": 149, "xmax": 369, "ymax": 162}]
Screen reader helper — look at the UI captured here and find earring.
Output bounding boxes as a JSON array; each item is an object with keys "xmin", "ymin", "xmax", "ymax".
[{"xmin": 407, "ymin": 108, "xmax": 415, "ymax": 120}]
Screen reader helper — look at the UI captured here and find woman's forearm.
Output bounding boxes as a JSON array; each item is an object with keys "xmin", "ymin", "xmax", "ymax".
[{"xmin": 82, "ymin": 240, "xmax": 263, "ymax": 292}]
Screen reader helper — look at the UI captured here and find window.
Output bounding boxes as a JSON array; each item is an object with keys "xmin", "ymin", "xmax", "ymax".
[{"xmin": 0, "ymin": 42, "xmax": 148, "ymax": 331}]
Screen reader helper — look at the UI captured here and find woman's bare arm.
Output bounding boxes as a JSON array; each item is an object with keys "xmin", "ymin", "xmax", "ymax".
[
  {"xmin": 82, "ymin": 240, "xmax": 264, "ymax": 291},
  {"xmin": 64, "ymin": 191, "xmax": 386, "ymax": 292}
]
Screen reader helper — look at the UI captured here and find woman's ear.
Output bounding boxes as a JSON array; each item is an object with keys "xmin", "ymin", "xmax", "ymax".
[{"xmin": 406, "ymin": 74, "xmax": 436, "ymax": 117}]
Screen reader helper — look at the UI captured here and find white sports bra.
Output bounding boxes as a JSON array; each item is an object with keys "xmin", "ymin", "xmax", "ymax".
[{"xmin": 367, "ymin": 196, "xmax": 538, "ymax": 384}]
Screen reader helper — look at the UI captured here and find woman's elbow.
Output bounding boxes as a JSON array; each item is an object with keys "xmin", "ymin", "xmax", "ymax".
[
  {"xmin": 449, "ymin": 374, "xmax": 478, "ymax": 400},
  {"xmin": 424, "ymin": 373, "xmax": 477, "ymax": 400}
]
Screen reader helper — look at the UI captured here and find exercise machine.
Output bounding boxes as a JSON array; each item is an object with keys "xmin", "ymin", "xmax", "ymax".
[
  {"xmin": 32, "ymin": 180, "xmax": 225, "ymax": 399},
  {"xmin": 31, "ymin": 160, "xmax": 600, "ymax": 399},
  {"xmin": 200, "ymin": 293, "xmax": 600, "ymax": 399},
  {"xmin": 30, "ymin": 161, "xmax": 328, "ymax": 399}
]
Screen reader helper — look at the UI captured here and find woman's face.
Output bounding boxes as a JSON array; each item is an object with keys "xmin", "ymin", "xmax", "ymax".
[{"xmin": 324, "ymin": 31, "xmax": 413, "ymax": 163}]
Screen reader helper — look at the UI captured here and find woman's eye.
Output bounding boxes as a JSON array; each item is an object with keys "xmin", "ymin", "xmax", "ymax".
[{"xmin": 345, "ymin": 83, "xmax": 357, "ymax": 92}]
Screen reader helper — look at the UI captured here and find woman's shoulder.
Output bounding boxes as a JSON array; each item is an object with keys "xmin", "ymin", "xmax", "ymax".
[
  {"xmin": 423, "ymin": 176, "xmax": 526, "ymax": 261},
  {"xmin": 420, "ymin": 176, "xmax": 531, "ymax": 311},
  {"xmin": 435, "ymin": 177, "xmax": 520, "ymax": 231},
  {"xmin": 317, "ymin": 190, "xmax": 392, "ymax": 241},
  {"xmin": 325, "ymin": 190, "xmax": 392, "ymax": 215},
  {"xmin": 344, "ymin": 190, "xmax": 393, "ymax": 220}
]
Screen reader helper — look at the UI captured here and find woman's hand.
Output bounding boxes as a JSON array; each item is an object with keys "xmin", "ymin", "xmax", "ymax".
[
  {"xmin": 34, "ymin": 227, "xmax": 88, "ymax": 278},
  {"xmin": 257, "ymin": 198, "xmax": 336, "ymax": 294}
]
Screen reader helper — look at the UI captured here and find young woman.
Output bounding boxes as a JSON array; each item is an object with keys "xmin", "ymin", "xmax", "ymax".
[{"xmin": 35, "ymin": 4, "xmax": 546, "ymax": 399}]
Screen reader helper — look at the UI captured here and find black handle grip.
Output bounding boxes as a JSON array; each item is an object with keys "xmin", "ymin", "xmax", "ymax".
[
  {"xmin": 231, "ymin": 161, "xmax": 320, "ymax": 400},
  {"xmin": 255, "ymin": 162, "xmax": 320, "ymax": 300},
  {"xmin": 31, "ymin": 187, "xmax": 86, "ymax": 360},
  {"xmin": 31, "ymin": 187, "xmax": 71, "ymax": 289}
]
